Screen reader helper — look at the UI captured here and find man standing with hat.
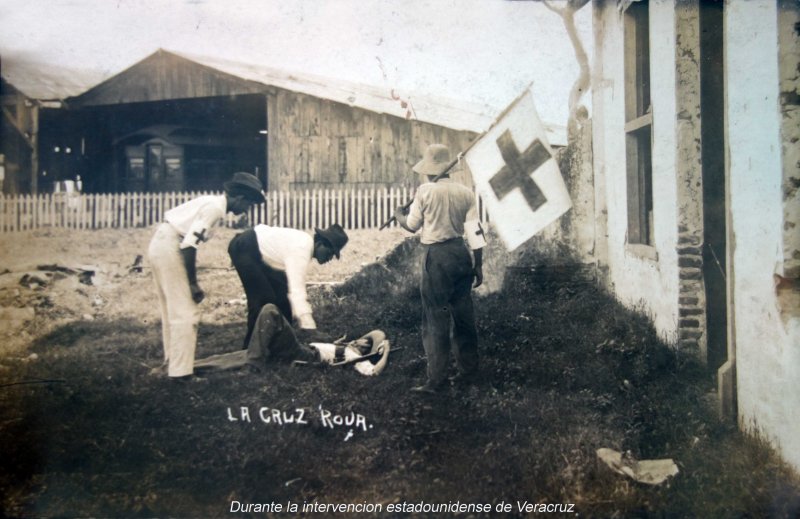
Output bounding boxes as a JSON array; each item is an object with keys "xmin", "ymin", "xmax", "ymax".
[
  {"xmin": 394, "ymin": 143, "xmax": 487, "ymax": 393},
  {"xmin": 227, "ymin": 221, "xmax": 349, "ymax": 348},
  {"xmin": 148, "ymin": 171, "xmax": 265, "ymax": 380}
]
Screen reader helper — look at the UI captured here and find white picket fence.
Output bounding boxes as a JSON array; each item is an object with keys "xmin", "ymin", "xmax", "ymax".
[{"xmin": 0, "ymin": 188, "xmax": 489, "ymax": 232}]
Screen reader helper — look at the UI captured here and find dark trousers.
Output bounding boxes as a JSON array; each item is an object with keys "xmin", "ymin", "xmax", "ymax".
[
  {"xmin": 228, "ymin": 229, "xmax": 292, "ymax": 349},
  {"xmin": 246, "ymin": 304, "xmax": 318, "ymax": 369},
  {"xmin": 194, "ymin": 304, "xmax": 318, "ymax": 373},
  {"xmin": 419, "ymin": 239, "xmax": 478, "ymax": 387}
]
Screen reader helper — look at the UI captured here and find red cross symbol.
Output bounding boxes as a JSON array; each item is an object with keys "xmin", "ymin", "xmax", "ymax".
[
  {"xmin": 489, "ymin": 130, "xmax": 550, "ymax": 211},
  {"xmin": 193, "ymin": 228, "xmax": 208, "ymax": 243}
]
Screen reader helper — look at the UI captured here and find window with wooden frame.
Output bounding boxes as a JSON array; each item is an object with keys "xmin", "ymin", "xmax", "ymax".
[{"xmin": 624, "ymin": 0, "xmax": 654, "ymax": 250}]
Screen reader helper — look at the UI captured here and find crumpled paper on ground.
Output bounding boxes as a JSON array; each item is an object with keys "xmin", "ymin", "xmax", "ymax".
[{"xmin": 596, "ymin": 448, "xmax": 679, "ymax": 485}]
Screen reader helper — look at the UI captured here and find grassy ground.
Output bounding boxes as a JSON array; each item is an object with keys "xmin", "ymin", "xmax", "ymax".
[{"xmin": 0, "ymin": 227, "xmax": 799, "ymax": 518}]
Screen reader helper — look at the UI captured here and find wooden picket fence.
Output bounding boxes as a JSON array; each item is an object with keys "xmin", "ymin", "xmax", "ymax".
[{"xmin": 0, "ymin": 187, "xmax": 489, "ymax": 233}]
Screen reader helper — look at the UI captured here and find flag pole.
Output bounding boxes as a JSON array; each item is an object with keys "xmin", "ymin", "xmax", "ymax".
[{"xmin": 379, "ymin": 82, "xmax": 535, "ymax": 231}]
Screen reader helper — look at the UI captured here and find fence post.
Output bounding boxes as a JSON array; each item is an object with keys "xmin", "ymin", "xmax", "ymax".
[
  {"xmin": 25, "ymin": 195, "xmax": 32, "ymax": 231},
  {"xmin": 307, "ymin": 189, "xmax": 313, "ymax": 230},
  {"xmin": 351, "ymin": 188, "xmax": 357, "ymax": 230},
  {"xmin": 358, "ymin": 188, "xmax": 363, "ymax": 229},
  {"xmin": 369, "ymin": 188, "xmax": 376, "ymax": 229},
  {"xmin": 322, "ymin": 188, "xmax": 328, "ymax": 228},
  {"xmin": 129, "ymin": 192, "xmax": 135, "ymax": 228},
  {"xmin": 292, "ymin": 189, "xmax": 298, "ymax": 228},
  {"xmin": 112, "ymin": 193, "xmax": 122, "ymax": 229},
  {"xmin": 33, "ymin": 193, "xmax": 40, "ymax": 230},
  {"xmin": 12, "ymin": 196, "xmax": 18, "ymax": 232},
  {"xmin": 347, "ymin": 188, "xmax": 353, "ymax": 230},
  {"xmin": 303, "ymin": 189, "xmax": 309, "ymax": 230},
  {"xmin": 354, "ymin": 189, "xmax": 360, "ymax": 230},
  {"xmin": 115, "ymin": 192, "xmax": 121, "ymax": 228},
  {"xmin": 333, "ymin": 188, "xmax": 339, "ymax": 227},
  {"xmin": 281, "ymin": 190, "xmax": 293, "ymax": 227},
  {"xmin": 90, "ymin": 193, "xmax": 95, "ymax": 229},
  {"xmin": 96, "ymin": 193, "xmax": 101, "ymax": 230},
  {"xmin": 287, "ymin": 190, "xmax": 292, "ymax": 228},
  {"xmin": 276, "ymin": 191, "xmax": 281, "ymax": 227},
  {"xmin": 362, "ymin": 188, "xmax": 368, "ymax": 229},
  {"xmin": 294, "ymin": 188, "xmax": 299, "ymax": 229},
  {"xmin": 135, "ymin": 192, "xmax": 141, "ymax": 228},
  {"xmin": 319, "ymin": 188, "xmax": 324, "ymax": 229},
  {"xmin": 113, "ymin": 192, "xmax": 118, "ymax": 228},
  {"xmin": 299, "ymin": 189, "xmax": 306, "ymax": 229},
  {"xmin": 62, "ymin": 193, "xmax": 67, "ymax": 229},
  {"xmin": 267, "ymin": 190, "xmax": 274, "ymax": 227},
  {"xmin": 103, "ymin": 193, "xmax": 109, "ymax": 228},
  {"xmin": 114, "ymin": 193, "xmax": 122, "ymax": 229}
]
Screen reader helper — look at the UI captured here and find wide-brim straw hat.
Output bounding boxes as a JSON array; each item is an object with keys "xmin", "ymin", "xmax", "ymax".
[
  {"xmin": 314, "ymin": 223, "xmax": 349, "ymax": 259},
  {"xmin": 223, "ymin": 172, "xmax": 265, "ymax": 203},
  {"xmin": 413, "ymin": 143, "xmax": 458, "ymax": 176}
]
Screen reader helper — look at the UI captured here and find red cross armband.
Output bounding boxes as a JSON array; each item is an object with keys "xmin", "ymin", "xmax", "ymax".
[
  {"xmin": 180, "ymin": 224, "xmax": 209, "ymax": 249},
  {"xmin": 464, "ymin": 219, "xmax": 487, "ymax": 250}
]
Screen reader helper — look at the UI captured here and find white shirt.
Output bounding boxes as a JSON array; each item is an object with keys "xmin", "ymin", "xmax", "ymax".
[
  {"xmin": 253, "ymin": 224, "xmax": 317, "ymax": 329},
  {"xmin": 164, "ymin": 195, "xmax": 227, "ymax": 249},
  {"xmin": 406, "ymin": 179, "xmax": 480, "ymax": 247}
]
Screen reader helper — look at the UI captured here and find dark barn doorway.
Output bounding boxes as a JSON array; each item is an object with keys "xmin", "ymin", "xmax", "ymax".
[{"xmin": 44, "ymin": 94, "xmax": 267, "ymax": 194}]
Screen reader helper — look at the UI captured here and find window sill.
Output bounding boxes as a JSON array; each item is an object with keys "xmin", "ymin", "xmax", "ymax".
[{"xmin": 625, "ymin": 243, "xmax": 659, "ymax": 262}]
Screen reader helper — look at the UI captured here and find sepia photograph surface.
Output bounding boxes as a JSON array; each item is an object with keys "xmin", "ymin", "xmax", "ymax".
[{"xmin": 1, "ymin": 1, "xmax": 798, "ymax": 517}]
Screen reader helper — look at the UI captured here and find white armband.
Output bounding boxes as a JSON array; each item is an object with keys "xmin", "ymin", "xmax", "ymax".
[{"xmin": 464, "ymin": 219, "xmax": 487, "ymax": 249}]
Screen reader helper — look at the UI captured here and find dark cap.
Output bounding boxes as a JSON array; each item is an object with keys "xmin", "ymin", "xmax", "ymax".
[
  {"xmin": 314, "ymin": 224, "xmax": 349, "ymax": 259},
  {"xmin": 224, "ymin": 172, "xmax": 265, "ymax": 203}
]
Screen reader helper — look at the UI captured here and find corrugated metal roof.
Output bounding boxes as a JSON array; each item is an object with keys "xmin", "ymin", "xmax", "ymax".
[
  {"xmin": 1, "ymin": 57, "xmax": 108, "ymax": 102},
  {"xmin": 171, "ymin": 50, "xmax": 496, "ymax": 132},
  {"xmin": 169, "ymin": 50, "xmax": 566, "ymax": 145}
]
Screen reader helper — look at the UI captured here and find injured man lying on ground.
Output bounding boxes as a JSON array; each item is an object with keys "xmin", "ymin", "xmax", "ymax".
[{"xmin": 194, "ymin": 304, "xmax": 391, "ymax": 376}]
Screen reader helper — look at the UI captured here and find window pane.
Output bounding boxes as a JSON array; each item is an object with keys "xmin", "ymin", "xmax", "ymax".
[
  {"xmin": 626, "ymin": 125, "xmax": 653, "ymax": 245},
  {"xmin": 633, "ymin": 2, "xmax": 650, "ymax": 117},
  {"xmin": 624, "ymin": 0, "xmax": 653, "ymax": 247}
]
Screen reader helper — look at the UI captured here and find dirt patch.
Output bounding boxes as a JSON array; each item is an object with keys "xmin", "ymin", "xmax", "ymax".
[{"xmin": 0, "ymin": 226, "xmax": 408, "ymax": 354}]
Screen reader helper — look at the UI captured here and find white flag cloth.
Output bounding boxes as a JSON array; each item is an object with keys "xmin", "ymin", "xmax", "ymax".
[{"xmin": 464, "ymin": 89, "xmax": 571, "ymax": 251}]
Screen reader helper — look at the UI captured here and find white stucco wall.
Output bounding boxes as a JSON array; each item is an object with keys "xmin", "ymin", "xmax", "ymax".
[
  {"xmin": 725, "ymin": 0, "xmax": 800, "ymax": 472},
  {"xmin": 592, "ymin": 0, "xmax": 680, "ymax": 342}
]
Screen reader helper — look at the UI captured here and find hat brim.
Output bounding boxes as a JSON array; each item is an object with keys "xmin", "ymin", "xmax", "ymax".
[
  {"xmin": 224, "ymin": 182, "xmax": 265, "ymax": 203},
  {"xmin": 412, "ymin": 157, "xmax": 459, "ymax": 176}
]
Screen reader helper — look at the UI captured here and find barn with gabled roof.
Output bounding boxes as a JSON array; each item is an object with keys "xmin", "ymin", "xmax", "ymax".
[{"xmin": 2, "ymin": 49, "xmax": 566, "ymax": 195}]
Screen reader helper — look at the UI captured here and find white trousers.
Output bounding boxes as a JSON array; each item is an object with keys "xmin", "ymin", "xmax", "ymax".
[{"xmin": 148, "ymin": 223, "xmax": 199, "ymax": 377}]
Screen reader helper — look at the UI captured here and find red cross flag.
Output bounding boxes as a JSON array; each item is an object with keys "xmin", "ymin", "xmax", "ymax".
[{"xmin": 464, "ymin": 88, "xmax": 572, "ymax": 251}]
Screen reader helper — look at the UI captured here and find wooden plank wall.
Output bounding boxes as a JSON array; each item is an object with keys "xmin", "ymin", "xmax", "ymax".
[{"xmin": 267, "ymin": 89, "xmax": 477, "ymax": 191}]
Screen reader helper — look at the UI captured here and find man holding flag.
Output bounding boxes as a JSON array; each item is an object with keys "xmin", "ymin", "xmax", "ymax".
[
  {"xmin": 390, "ymin": 86, "xmax": 572, "ymax": 394},
  {"xmin": 394, "ymin": 144, "xmax": 487, "ymax": 394}
]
